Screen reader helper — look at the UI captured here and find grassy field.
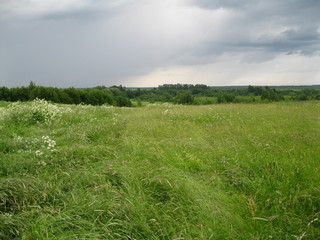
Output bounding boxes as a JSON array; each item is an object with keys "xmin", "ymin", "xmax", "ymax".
[{"xmin": 0, "ymin": 100, "xmax": 319, "ymax": 239}]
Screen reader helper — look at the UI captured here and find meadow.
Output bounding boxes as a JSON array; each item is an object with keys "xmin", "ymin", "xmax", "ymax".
[{"xmin": 0, "ymin": 100, "xmax": 319, "ymax": 239}]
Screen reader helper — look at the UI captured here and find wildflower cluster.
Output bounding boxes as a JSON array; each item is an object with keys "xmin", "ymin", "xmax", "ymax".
[
  {"xmin": 12, "ymin": 134, "xmax": 58, "ymax": 156},
  {"xmin": 147, "ymin": 102, "xmax": 174, "ymax": 107},
  {"xmin": 3, "ymin": 99, "xmax": 62, "ymax": 125},
  {"xmin": 35, "ymin": 136, "xmax": 57, "ymax": 156},
  {"xmin": 161, "ymin": 108, "xmax": 187, "ymax": 120},
  {"xmin": 42, "ymin": 136, "xmax": 56, "ymax": 151},
  {"xmin": 102, "ymin": 105, "xmax": 121, "ymax": 125},
  {"xmin": 0, "ymin": 107, "xmax": 5, "ymax": 123},
  {"xmin": 112, "ymin": 113, "xmax": 120, "ymax": 125},
  {"xmin": 211, "ymin": 113, "xmax": 227, "ymax": 121},
  {"xmin": 14, "ymin": 135, "xmax": 38, "ymax": 153}
]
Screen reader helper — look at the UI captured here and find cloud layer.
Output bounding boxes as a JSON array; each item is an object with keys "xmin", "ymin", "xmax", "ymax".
[{"xmin": 1, "ymin": 0, "xmax": 319, "ymax": 87}]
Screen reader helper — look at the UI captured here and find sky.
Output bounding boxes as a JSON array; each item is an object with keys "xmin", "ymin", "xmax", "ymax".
[{"xmin": 1, "ymin": 0, "xmax": 320, "ymax": 88}]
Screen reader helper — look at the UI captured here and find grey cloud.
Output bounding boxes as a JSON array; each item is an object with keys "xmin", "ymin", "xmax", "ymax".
[
  {"xmin": 1, "ymin": 0, "xmax": 319, "ymax": 87},
  {"xmin": 33, "ymin": 1, "xmax": 137, "ymax": 21},
  {"xmin": 0, "ymin": 0, "xmax": 134, "ymax": 22},
  {"xmin": 0, "ymin": 9, "xmax": 175, "ymax": 87},
  {"xmin": 283, "ymin": 27, "xmax": 320, "ymax": 42},
  {"xmin": 233, "ymin": 26, "xmax": 320, "ymax": 54},
  {"xmin": 36, "ymin": 9, "xmax": 112, "ymax": 21},
  {"xmin": 181, "ymin": 0, "xmax": 320, "ymax": 65},
  {"xmin": 189, "ymin": 0, "xmax": 320, "ymax": 12},
  {"xmin": 188, "ymin": 0, "xmax": 256, "ymax": 10}
]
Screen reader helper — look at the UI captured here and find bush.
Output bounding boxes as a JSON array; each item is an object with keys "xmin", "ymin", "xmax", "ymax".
[
  {"xmin": 175, "ymin": 90, "xmax": 194, "ymax": 104},
  {"xmin": 115, "ymin": 96, "xmax": 132, "ymax": 107},
  {"xmin": 217, "ymin": 93, "xmax": 235, "ymax": 103},
  {"xmin": 3, "ymin": 99, "xmax": 62, "ymax": 126},
  {"xmin": 261, "ymin": 89, "xmax": 284, "ymax": 101},
  {"xmin": 297, "ymin": 94, "xmax": 309, "ymax": 101},
  {"xmin": 193, "ymin": 97, "xmax": 216, "ymax": 105}
]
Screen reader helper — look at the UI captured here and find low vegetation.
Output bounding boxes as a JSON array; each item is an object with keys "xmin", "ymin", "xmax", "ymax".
[
  {"xmin": 1, "ymin": 82, "xmax": 320, "ymax": 107},
  {"xmin": 0, "ymin": 99, "xmax": 319, "ymax": 239}
]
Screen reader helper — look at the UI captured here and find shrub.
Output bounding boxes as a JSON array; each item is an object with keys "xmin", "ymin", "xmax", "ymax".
[
  {"xmin": 115, "ymin": 96, "xmax": 132, "ymax": 107},
  {"xmin": 175, "ymin": 90, "xmax": 194, "ymax": 104},
  {"xmin": 217, "ymin": 93, "xmax": 235, "ymax": 103},
  {"xmin": 297, "ymin": 94, "xmax": 309, "ymax": 101},
  {"xmin": 3, "ymin": 99, "xmax": 62, "ymax": 126},
  {"xmin": 261, "ymin": 89, "xmax": 284, "ymax": 101}
]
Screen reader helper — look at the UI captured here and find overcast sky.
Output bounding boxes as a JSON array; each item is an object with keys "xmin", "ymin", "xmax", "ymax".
[{"xmin": 1, "ymin": 0, "xmax": 320, "ymax": 88}]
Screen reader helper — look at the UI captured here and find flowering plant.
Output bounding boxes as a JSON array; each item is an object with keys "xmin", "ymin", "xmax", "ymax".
[{"xmin": 3, "ymin": 99, "xmax": 62, "ymax": 125}]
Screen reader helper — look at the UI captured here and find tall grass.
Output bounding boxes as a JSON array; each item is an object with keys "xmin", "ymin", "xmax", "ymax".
[{"xmin": 0, "ymin": 101, "xmax": 319, "ymax": 239}]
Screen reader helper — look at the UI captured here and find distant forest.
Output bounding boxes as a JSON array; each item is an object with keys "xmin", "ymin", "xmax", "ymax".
[{"xmin": 1, "ymin": 82, "xmax": 320, "ymax": 106}]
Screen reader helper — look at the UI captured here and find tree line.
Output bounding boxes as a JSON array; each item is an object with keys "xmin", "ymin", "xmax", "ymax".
[
  {"xmin": 1, "ymin": 82, "xmax": 319, "ymax": 106},
  {"xmin": 0, "ymin": 82, "xmax": 132, "ymax": 107}
]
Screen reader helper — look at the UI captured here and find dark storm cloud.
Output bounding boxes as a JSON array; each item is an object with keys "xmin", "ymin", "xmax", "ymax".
[
  {"xmin": 0, "ymin": 20, "xmax": 165, "ymax": 87},
  {"xmin": 31, "ymin": 1, "xmax": 135, "ymax": 22},
  {"xmin": 190, "ymin": 0, "xmax": 320, "ymax": 14},
  {"xmin": 0, "ymin": 0, "xmax": 319, "ymax": 87},
  {"xmin": 37, "ymin": 9, "xmax": 109, "ymax": 21},
  {"xmin": 188, "ymin": 0, "xmax": 320, "ymax": 57},
  {"xmin": 0, "ymin": 1, "xmax": 177, "ymax": 87},
  {"xmin": 199, "ymin": 26, "xmax": 320, "ymax": 59}
]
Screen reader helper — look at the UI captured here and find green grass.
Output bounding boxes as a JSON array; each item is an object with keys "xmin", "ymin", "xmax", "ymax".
[{"xmin": 0, "ymin": 101, "xmax": 319, "ymax": 239}]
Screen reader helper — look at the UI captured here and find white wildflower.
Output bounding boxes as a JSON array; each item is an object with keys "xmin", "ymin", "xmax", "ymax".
[{"xmin": 35, "ymin": 150, "xmax": 43, "ymax": 156}]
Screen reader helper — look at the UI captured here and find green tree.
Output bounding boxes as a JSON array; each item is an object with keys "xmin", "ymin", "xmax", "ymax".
[
  {"xmin": 0, "ymin": 87, "xmax": 10, "ymax": 101},
  {"xmin": 115, "ymin": 96, "xmax": 132, "ymax": 107},
  {"xmin": 175, "ymin": 90, "xmax": 194, "ymax": 104},
  {"xmin": 296, "ymin": 94, "xmax": 309, "ymax": 101},
  {"xmin": 10, "ymin": 87, "xmax": 29, "ymax": 101},
  {"xmin": 217, "ymin": 93, "xmax": 235, "ymax": 103},
  {"xmin": 28, "ymin": 81, "xmax": 36, "ymax": 91},
  {"xmin": 64, "ymin": 88, "xmax": 81, "ymax": 104},
  {"xmin": 261, "ymin": 88, "xmax": 284, "ymax": 101},
  {"xmin": 86, "ymin": 89, "xmax": 111, "ymax": 105},
  {"xmin": 30, "ymin": 86, "xmax": 59, "ymax": 102}
]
